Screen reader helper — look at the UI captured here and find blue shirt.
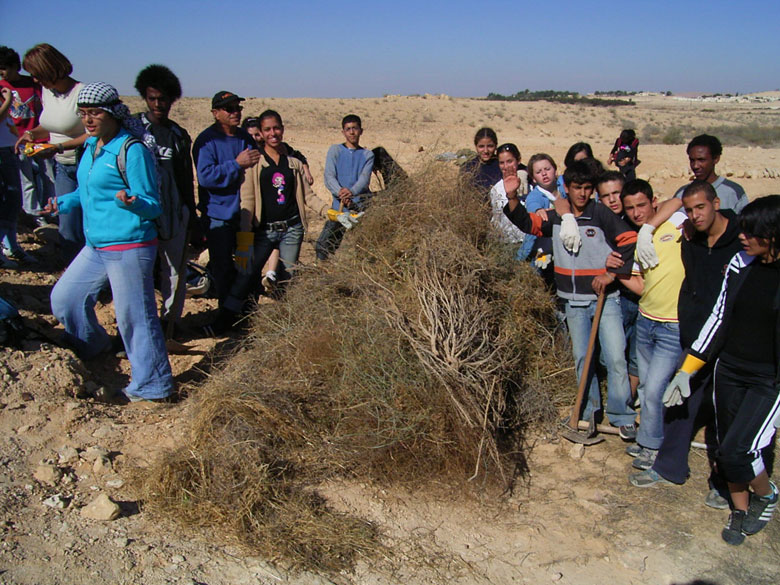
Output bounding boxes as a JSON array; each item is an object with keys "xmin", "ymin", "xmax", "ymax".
[
  {"xmin": 57, "ymin": 129, "xmax": 160, "ymax": 248},
  {"xmin": 193, "ymin": 125, "xmax": 257, "ymax": 220}
]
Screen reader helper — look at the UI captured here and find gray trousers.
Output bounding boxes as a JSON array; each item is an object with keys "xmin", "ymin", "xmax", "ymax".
[{"xmin": 157, "ymin": 207, "xmax": 190, "ymax": 324}]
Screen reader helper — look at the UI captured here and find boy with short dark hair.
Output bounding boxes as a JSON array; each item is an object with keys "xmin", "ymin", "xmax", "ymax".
[
  {"xmin": 315, "ymin": 114, "xmax": 374, "ymax": 260},
  {"xmin": 504, "ymin": 161, "xmax": 637, "ymax": 433}
]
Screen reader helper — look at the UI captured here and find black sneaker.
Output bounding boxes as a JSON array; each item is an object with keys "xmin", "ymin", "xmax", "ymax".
[
  {"xmin": 619, "ymin": 423, "xmax": 637, "ymax": 441},
  {"xmin": 722, "ymin": 510, "xmax": 747, "ymax": 545},
  {"xmin": 742, "ymin": 482, "xmax": 778, "ymax": 535}
]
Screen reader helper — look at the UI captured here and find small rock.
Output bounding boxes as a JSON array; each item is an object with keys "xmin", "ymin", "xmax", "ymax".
[
  {"xmin": 171, "ymin": 554, "xmax": 185, "ymax": 564},
  {"xmin": 80, "ymin": 493, "xmax": 121, "ymax": 521},
  {"xmin": 34, "ymin": 464, "xmax": 62, "ymax": 486},
  {"xmin": 113, "ymin": 537, "xmax": 129, "ymax": 547},
  {"xmin": 43, "ymin": 493, "xmax": 68, "ymax": 509},
  {"xmin": 20, "ymin": 392, "xmax": 34, "ymax": 402},
  {"xmin": 82, "ymin": 446, "xmax": 110, "ymax": 462},
  {"xmin": 93, "ymin": 456, "xmax": 112, "ymax": 475},
  {"xmin": 92, "ymin": 426, "xmax": 116, "ymax": 439},
  {"xmin": 17, "ymin": 425, "xmax": 31, "ymax": 433},
  {"xmin": 569, "ymin": 443, "xmax": 585, "ymax": 459},
  {"xmin": 551, "ymin": 572, "xmax": 563, "ymax": 582},
  {"xmin": 58, "ymin": 446, "xmax": 80, "ymax": 464},
  {"xmin": 105, "ymin": 478, "xmax": 125, "ymax": 489}
]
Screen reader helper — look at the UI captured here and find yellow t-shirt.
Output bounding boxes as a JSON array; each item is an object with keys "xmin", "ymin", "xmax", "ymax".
[{"xmin": 635, "ymin": 212, "xmax": 687, "ymax": 322}]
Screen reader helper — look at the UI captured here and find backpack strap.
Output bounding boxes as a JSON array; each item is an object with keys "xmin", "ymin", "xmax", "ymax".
[{"xmin": 116, "ymin": 137, "xmax": 144, "ymax": 188}]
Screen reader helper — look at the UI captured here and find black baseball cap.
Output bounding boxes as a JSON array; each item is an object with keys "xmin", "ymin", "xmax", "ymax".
[{"xmin": 211, "ymin": 91, "xmax": 245, "ymax": 109}]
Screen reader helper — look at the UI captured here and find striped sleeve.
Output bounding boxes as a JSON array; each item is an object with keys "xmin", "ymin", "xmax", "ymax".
[{"xmin": 689, "ymin": 252, "xmax": 745, "ymax": 359}]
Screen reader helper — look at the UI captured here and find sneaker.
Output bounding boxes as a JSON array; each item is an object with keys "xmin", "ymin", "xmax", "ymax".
[
  {"xmin": 6, "ymin": 248, "xmax": 38, "ymax": 264},
  {"xmin": 722, "ymin": 510, "xmax": 747, "ymax": 545},
  {"xmin": 625, "ymin": 443, "xmax": 642, "ymax": 457},
  {"xmin": 632, "ymin": 447, "xmax": 658, "ymax": 470},
  {"xmin": 619, "ymin": 423, "xmax": 637, "ymax": 441},
  {"xmin": 35, "ymin": 215, "xmax": 52, "ymax": 228},
  {"xmin": 0, "ymin": 255, "xmax": 19, "ymax": 270},
  {"xmin": 742, "ymin": 482, "xmax": 778, "ymax": 535},
  {"xmin": 704, "ymin": 488, "xmax": 730, "ymax": 510},
  {"xmin": 629, "ymin": 468, "xmax": 673, "ymax": 488}
]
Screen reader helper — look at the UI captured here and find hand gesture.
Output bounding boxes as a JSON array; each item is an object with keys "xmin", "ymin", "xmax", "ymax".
[
  {"xmin": 115, "ymin": 190, "xmax": 137, "ymax": 207},
  {"xmin": 503, "ymin": 174, "xmax": 520, "ymax": 199},
  {"xmin": 236, "ymin": 148, "xmax": 261, "ymax": 169}
]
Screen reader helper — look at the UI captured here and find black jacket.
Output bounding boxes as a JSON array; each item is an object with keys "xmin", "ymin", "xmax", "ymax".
[{"xmin": 678, "ymin": 210, "xmax": 742, "ymax": 347}]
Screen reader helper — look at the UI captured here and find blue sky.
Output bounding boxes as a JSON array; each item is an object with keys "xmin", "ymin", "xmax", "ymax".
[{"xmin": 2, "ymin": 0, "xmax": 777, "ymax": 98}]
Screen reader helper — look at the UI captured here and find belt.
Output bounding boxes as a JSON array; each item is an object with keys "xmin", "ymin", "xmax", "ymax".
[{"xmin": 262, "ymin": 215, "xmax": 301, "ymax": 232}]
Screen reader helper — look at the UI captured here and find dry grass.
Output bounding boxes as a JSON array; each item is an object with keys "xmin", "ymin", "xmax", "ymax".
[{"xmin": 140, "ymin": 161, "xmax": 573, "ymax": 574}]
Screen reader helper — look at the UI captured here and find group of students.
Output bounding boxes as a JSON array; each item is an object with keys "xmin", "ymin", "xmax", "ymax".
[
  {"xmin": 465, "ymin": 127, "xmax": 778, "ymax": 546},
  {"xmin": 2, "ymin": 42, "xmax": 778, "ymax": 546},
  {"xmin": 0, "ymin": 43, "xmax": 380, "ymax": 403}
]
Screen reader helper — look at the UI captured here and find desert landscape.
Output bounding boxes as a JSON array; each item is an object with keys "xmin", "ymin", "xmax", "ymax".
[{"xmin": 1, "ymin": 93, "xmax": 780, "ymax": 585}]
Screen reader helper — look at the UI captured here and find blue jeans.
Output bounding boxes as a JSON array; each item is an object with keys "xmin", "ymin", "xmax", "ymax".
[
  {"xmin": 315, "ymin": 219, "xmax": 346, "ymax": 260},
  {"xmin": 224, "ymin": 222, "xmax": 304, "ymax": 313},
  {"xmin": 0, "ymin": 147, "xmax": 22, "ymax": 251},
  {"xmin": 19, "ymin": 153, "xmax": 55, "ymax": 216},
  {"xmin": 51, "ymin": 244, "xmax": 174, "ymax": 400},
  {"xmin": 205, "ymin": 216, "xmax": 239, "ymax": 304},
  {"xmin": 565, "ymin": 296, "xmax": 635, "ymax": 426},
  {"xmin": 635, "ymin": 315, "xmax": 682, "ymax": 449},
  {"xmin": 621, "ymin": 294, "xmax": 639, "ymax": 378},
  {"xmin": 55, "ymin": 161, "xmax": 84, "ymax": 264}
]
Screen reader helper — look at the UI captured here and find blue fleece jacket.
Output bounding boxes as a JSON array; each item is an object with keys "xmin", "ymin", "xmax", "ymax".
[
  {"xmin": 193, "ymin": 125, "xmax": 257, "ymax": 220},
  {"xmin": 323, "ymin": 143, "xmax": 374, "ymax": 210},
  {"xmin": 57, "ymin": 129, "xmax": 161, "ymax": 248}
]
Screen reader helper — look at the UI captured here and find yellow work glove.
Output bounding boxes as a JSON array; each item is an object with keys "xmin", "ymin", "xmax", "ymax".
[{"xmin": 234, "ymin": 231, "xmax": 255, "ymax": 275}]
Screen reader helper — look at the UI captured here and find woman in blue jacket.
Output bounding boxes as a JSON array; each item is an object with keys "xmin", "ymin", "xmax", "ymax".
[{"xmin": 48, "ymin": 82, "xmax": 173, "ymax": 402}]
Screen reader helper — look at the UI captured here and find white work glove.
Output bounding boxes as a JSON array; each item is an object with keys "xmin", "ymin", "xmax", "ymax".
[
  {"xmin": 559, "ymin": 213, "xmax": 581, "ymax": 254},
  {"xmin": 662, "ymin": 371, "xmax": 693, "ymax": 407},
  {"xmin": 336, "ymin": 212, "xmax": 354, "ymax": 230},
  {"xmin": 533, "ymin": 249, "xmax": 551, "ymax": 270},
  {"xmin": 636, "ymin": 223, "xmax": 659, "ymax": 269}
]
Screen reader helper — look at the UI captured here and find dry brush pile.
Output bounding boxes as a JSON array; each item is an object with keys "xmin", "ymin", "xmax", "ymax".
[{"xmin": 141, "ymin": 162, "xmax": 574, "ymax": 573}]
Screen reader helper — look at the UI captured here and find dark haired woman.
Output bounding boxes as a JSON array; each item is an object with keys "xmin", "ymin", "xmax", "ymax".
[
  {"xmin": 15, "ymin": 43, "xmax": 87, "ymax": 263},
  {"xmin": 204, "ymin": 110, "xmax": 313, "ymax": 335},
  {"xmin": 460, "ymin": 127, "xmax": 501, "ymax": 197},
  {"xmin": 564, "ymin": 141, "xmax": 593, "ymax": 169},
  {"xmin": 664, "ymin": 195, "xmax": 780, "ymax": 545}
]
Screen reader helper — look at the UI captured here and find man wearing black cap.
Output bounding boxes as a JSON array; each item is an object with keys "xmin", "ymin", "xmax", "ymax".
[{"xmin": 192, "ymin": 91, "xmax": 259, "ymax": 305}]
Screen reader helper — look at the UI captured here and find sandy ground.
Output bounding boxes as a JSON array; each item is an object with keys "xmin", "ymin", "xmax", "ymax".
[{"xmin": 1, "ymin": 94, "xmax": 780, "ymax": 585}]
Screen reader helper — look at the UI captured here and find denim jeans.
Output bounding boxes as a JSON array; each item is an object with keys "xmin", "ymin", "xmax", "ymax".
[
  {"xmin": 205, "ymin": 216, "xmax": 239, "ymax": 304},
  {"xmin": 50, "ymin": 244, "xmax": 174, "ymax": 400},
  {"xmin": 635, "ymin": 315, "xmax": 682, "ymax": 449},
  {"xmin": 315, "ymin": 219, "xmax": 346, "ymax": 260},
  {"xmin": 0, "ymin": 147, "xmax": 22, "ymax": 250},
  {"xmin": 55, "ymin": 161, "xmax": 84, "ymax": 264},
  {"xmin": 224, "ymin": 222, "xmax": 304, "ymax": 313},
  {"xmin": 19, "ymin": 153, "xmax": 55, "ymax": 216},
  {"xmin": 621, "ymin": 294, "xmax": 639, "ymax": 378},
  {"xmin": 565, "ymin": 296, "xmax": 636, "ymax": 426}
]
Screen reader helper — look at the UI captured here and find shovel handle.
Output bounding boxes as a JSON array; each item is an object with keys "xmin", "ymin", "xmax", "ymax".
[{"xmin": 567, "ymin": 291, "xmax": 606, "ymax": 431}]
